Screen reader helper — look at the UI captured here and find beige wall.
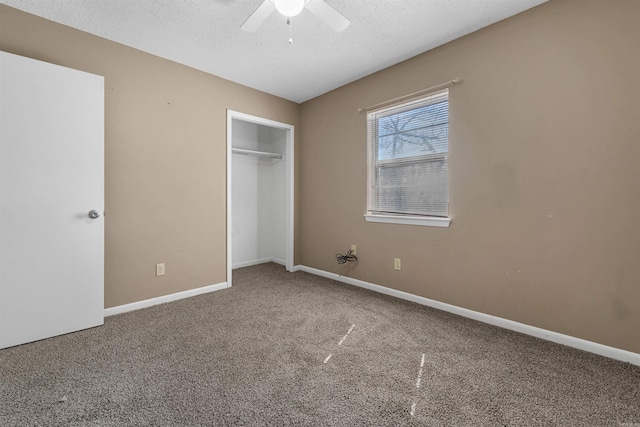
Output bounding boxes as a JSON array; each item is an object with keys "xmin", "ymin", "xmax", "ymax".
[
  {"xmin": 299, "ymin": 0, "xmax": 640, "ymax": 353},
  {"xmin": 0, "ymin": 5, "xmax": 300, "ymax": 308}
]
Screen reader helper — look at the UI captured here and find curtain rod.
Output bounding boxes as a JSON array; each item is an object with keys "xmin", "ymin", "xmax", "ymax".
[{"xmin": 358, "ymin": 78, "xmax": 463, "ymax": 113}]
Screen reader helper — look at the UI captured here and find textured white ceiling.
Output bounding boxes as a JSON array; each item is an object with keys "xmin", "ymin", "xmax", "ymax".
[{"xmin": 0, "ymin": 0, "xmax": 547, "ymax": 103}]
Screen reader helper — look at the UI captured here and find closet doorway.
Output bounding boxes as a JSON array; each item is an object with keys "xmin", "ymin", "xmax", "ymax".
[{"xmin": 226, "ymin": 111, "xmax": 294, "ymax": 287}]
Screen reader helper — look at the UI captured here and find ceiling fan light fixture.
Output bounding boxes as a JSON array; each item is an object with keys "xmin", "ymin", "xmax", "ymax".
[{"xmin": 273, "ymin": 0, "xmax": 305, "ymax": 17}]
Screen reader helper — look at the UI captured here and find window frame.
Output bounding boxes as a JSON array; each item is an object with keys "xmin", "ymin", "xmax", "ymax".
[{"xmin": 365, "ymin": 90, "xmax": 451, "ymax": 228}]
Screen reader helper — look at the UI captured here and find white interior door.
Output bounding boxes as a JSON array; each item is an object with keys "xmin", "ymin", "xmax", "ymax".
[{"xmin": 0, "ymin": 51, "xmax": 104, "ymax": 349}]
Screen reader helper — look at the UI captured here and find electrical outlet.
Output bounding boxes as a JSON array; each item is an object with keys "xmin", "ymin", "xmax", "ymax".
[
  {"xmin": 156, "ymin": 263, "xmax": 165, "ymax": 277},
  {"xmin": 394, "ymin": 258, "xmax": 401, "ymax": 270},
  {"xmin": 351, "ymin": 244, "xmax": 357, "ymax": 255}
]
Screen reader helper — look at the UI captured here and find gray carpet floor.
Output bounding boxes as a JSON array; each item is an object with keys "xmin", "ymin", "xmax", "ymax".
[{"xmin": 1, "ymin": 262, "xmax": 639, "ymax": 426}]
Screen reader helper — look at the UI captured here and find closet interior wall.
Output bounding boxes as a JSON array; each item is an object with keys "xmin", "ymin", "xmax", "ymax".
[{"xmin": 231, "ymin": 120, "xmax": 286, "ymax": 269}]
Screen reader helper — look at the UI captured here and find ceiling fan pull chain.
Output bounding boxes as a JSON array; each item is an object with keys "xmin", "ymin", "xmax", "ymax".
[{"xmin": 287, "ymin": 18, "xmax": 293, "ymax": 44}]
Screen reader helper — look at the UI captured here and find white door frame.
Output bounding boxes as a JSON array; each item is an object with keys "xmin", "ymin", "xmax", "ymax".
[{"xmin": 226, "ymin": 110, "xmax": 294, "ymax": 287}]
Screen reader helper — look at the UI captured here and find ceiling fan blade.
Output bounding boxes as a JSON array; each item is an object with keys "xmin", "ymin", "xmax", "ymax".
[
  {"xmin": 241, "ymin": 0, "xmax": 276, "ymax": 32},
  {"xmin": 305, "ymin": 0, "xmax": 350, "ymax": 32}
]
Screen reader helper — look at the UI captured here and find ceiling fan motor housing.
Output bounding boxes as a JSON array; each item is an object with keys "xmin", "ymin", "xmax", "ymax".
[
  {"xmin": 242, "ymin": 0, "xmax": 349, "ymax": 33},
  {"xmin": 273, "ymin": 0, "xmax": 305, "ymax": 17}
]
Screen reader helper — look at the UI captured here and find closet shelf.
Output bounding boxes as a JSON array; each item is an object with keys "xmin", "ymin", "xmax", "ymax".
[{"xmin": 232, "ymin": 148, "xmax": 282, "ymax": 160}]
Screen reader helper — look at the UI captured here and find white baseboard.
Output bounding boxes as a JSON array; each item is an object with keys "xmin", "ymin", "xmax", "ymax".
[
  {"xmin": 104, "ymin": 282, "xmax": 228, "ymax": 317},
  {"xmin": 233, "ymin": 257, "xmax": 286, "ymax": 270},
  {"xmin": 296, "ymin": 265, "xmax": 640, "ymax": 366},
  {"xmin": 271, "ymin": 258, "xmax": 286, "ymax": 267}
]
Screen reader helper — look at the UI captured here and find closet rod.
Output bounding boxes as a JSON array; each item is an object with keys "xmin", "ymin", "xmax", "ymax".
[
  {"xmin": 358, "ymin": 77, "xmax": 463, "ymax": 113},
  {"xmin": 232, "ymin": 148, "xmax": 282, "ymax": 160}
]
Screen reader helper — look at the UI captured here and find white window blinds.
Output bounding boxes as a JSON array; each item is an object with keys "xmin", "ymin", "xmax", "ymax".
[{"xmin": 367, "ymin": 90, "xmax": 449, "ymax": 218}]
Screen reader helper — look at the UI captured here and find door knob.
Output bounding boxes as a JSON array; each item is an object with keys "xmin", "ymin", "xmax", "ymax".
[{"xmin": 88, "ymin": 210, "xmax": 101, "ymax": 219}]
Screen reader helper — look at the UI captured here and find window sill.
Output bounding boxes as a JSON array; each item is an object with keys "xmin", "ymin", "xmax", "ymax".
[{"xmin": 364, "ymin": 214, "xmax": 451, "ymax": 228}]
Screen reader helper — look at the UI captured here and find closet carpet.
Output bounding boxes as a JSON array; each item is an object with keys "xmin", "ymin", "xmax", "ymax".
[{"xmin": 1, "ymin": 263, "xmax": 639, "ymax": 426}]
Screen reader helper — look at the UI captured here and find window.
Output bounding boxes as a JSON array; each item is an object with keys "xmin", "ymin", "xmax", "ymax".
[{"xmin": 365, "ymin": 90, "xmax": 450, "ymax": 227}]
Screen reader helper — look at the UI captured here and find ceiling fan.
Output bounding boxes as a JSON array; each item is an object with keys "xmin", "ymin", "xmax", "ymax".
[{"xmin": 241, "ymin": 0, "xmax": 350, "ymax": 33}]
